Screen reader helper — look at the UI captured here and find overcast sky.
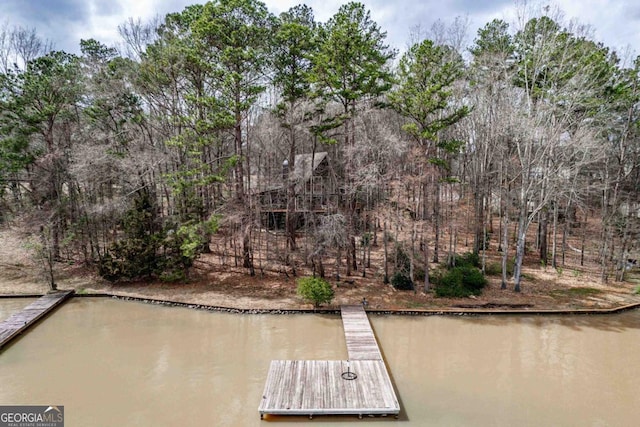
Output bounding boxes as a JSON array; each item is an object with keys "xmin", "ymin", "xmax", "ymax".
[{"xmin": 1, "ymin": 0, "xmax": 638, "ymax": 61}]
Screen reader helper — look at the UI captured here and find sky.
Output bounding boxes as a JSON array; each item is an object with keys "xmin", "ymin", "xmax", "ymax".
[{"xmin": 1, "ymin": 0, "xmax": 639, "ymax": 61}]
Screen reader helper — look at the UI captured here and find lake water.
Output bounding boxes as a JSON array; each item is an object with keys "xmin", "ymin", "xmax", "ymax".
[{"xmin": 0, "ymin": 298, "xmax": 638, "ymax": 426}]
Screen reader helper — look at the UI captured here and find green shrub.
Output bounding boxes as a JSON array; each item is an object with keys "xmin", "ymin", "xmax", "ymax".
[
  {"xmin": 448, "ymin": 252, "xmax": 480, "ymax": 269},
  {"xmin": 634, "ymin": 286, "xmax": 640, "ymax": 295},
  {"xmin": 393, "ymin": 245, "xmax": 411, "ymax": 273},
  {"xmin": 485, "ymin": 262, "xmax": 501, "ymax": 276},
  {"xmin": 434, "ymin": 268, "xmax": 465, "ymax": 297},
  {"xmin": 485, "ymin": 259, "xmax": 515, "ymax": 276},
  {"xmin": 297, "ymin": 277, "xmax": 334, "ymax": 307},
  {"xmin": 461, "ymin": 266, "xmax": 487, "ymax": 293},
  {"xmin": 391, "ymin": 272, "xmax": 414, "ymax": 291},
  {"xmin": 434, "ymin": 266, "xmax": 487, "ymax": 298}
]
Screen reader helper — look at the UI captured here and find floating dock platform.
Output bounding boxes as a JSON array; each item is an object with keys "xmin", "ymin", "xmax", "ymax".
[{"xmin": 259, "ymin": 305, "xmax": 400, "ymax": 419}]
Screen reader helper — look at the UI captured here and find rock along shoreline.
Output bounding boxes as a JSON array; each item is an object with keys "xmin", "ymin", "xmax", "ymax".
[{"xmin": 4, "ymin": 292, "xmax": 639, "ymax": 316}]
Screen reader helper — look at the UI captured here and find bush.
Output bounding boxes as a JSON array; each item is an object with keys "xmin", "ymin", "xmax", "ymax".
[
  {"xmin": 434, "ymin": 268, "xmax": 466, "ymax": 297},
  {"xmin": 461, "ymin": 266, "xmax": 487, "ymax": 293},
  {"xmin": 485, "ymin": 259, "xmax": 515, "ymax": 276},
  {"xmin": 434, "ymin": 266, "xmax": 487, "ymax": 298},
  {"xmin": 393, "ymin": 245, "xmax": 411, "ymax": 273},
  {"xmin": 391, "ymin": 272, "xmax": 414, "ymax": 291},
  {"xmin": 448, "ymin": 252, "xmax": 480, "ymax": 268},
  {"xmin": 297, "ymin": 277, "xmax": 334, "ymax": 307},
  {"xmin": 484, "ymin": 262, "xmax": 501, "ymax": 276}
]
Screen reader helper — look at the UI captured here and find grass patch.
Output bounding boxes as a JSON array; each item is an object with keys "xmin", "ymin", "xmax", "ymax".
[
  {"xmin": 633, "ymin": 286, "xmax": 640, "ymax": 295},
  {"xmin": 404, "ymin": 301, "xmax": 426, "ymax": 309},
  {"xmin": 552, "ymin": 287, "xmax": 603, "ymax": 297}
]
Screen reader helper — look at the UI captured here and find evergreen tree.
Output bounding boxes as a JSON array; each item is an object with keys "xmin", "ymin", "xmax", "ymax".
[
  {"xmin": 272, "ymin": 4, "xmax": 317, "ymax": 251},
  {"xmin": 389, "ymin": 39, "xmax": 469, "ymax": 290},
  {"xmin": 310, "ymin": 1, "xmax": 394, "ymax": 275}
]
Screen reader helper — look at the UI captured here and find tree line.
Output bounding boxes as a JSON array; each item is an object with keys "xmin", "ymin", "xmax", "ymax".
[{"xmin": 0, "ymin": 0, "xmax": 638, "ymax": 291}]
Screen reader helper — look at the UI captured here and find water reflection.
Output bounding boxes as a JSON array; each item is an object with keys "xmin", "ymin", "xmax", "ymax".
[
  {"xmin": 0, "ymin": 299, "xmax": 638, "ymax": 426},
  {"xmin": 372, "ymin": 310, "xmax": 640, "ymax": 426},
  {"xmin": 455, "ymin": 309, "xmax": 640, "ymax": 332}
]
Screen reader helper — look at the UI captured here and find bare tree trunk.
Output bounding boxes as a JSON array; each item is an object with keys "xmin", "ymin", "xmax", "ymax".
[
  {"xmin": 481, "ymin": 211, "xmax": 487, "ymax": 273},
  {"xmin": 433, "ymin": 179, "xmax": 440, "ymax": 263},
  {"xmin": 361, "ymin": 236, "xmax": 366, "ymax": 278},
  {"xmin": 256, "ymin": 227, "xmax": 264, "ymax": 276},
  {"xmin": 383, "ymin": 221, "xmax": 389, "ymax": 284},
  {"xmin": 581, "ymin": 214, "xmax": 586, "ymax": 267},
  {"xmin": 539, "ymin": 208, "xmax": 548, "ymax": 266},
  {"xmin": 423, "ymin": 232, "xmax": 430, "ymax": 292},
  {"xmin": 242, "ymin": 219, "xmax": 254, "ymax": 275},
  {"xmin": 513, "ymin": 209, "xmax": 527, "ymax": 293},
  {"xmin": 350, "ymin": 236, "xmax": 357, "ymax": 272},
  {"xmin": 373, "ymin": 217, "xmax": 378, "ymax": 247},
  {"xmin": 473, "ymin": 184, "xmax": 485, "ymax": 254},
  {"xmin": 285, "ymin": 130, "xmax": 297, "ymax": 251},
  {"xmin": 40, "ymin": 225, "xmax": 56, "ymax": 291},
  {"xmin": 410, "ymin": 222, "xmax": 416, "ymax": 284},
  {"xmin": 233, "ymin": 227, "xmax": 239, "ymax": 267},
  {"xmin": 616, "ymin": 208, "xmax": 631, "ymax": 282},
  {"xmin": 501, "ymin": 213, "xmax": 509, "ymax": 290},
  {"xmin": 551, "ymin": 201, "xmax": 558, "ymax": 269},
  {"xmin": 317, "ymin": 256, "xmax": 325, "ymax": 278}
]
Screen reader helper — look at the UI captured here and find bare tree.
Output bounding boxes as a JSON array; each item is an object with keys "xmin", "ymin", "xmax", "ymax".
[
  {"xmin": 117, "ymin": 16, "xmax": 160, "ymax": 60},
  {"xmin": 314, "ymin": 213, "xmax": 348, "ymax": 281},
  {"xmin": 10, "ymin": 26, "xmax": 53, "ymax": 66},
  {"xmin": 508, "ymin": 13, "xmax": 613, "ymax": 290},
  {"xmin": 0, "ymin": 24, "xmax": 53, "ymax": 72}
]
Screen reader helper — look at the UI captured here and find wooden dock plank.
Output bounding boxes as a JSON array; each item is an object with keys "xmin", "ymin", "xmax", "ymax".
[
  {"xmin": 259, "ymin": 360, "xmax": 398, "ymax": 415},
  {"xmin": 341, "ymin": 305, "xmax": 383, "ymax": 360},
  {"xmin": 0, "ymin": 291, "xmax": 74, "ymax": 350},
  {"xmin": 259, "ymin": 304, "xmax": 400, "ymax": 418}
]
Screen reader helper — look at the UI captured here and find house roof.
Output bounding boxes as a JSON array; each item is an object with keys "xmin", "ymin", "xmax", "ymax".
[
  {"xmin": 292, "ymin": 152, "xmax": 328, "ymax": 183},
  {"xmin": 250, "ymin": 151, "xmax": 329, "ymax": 194}
]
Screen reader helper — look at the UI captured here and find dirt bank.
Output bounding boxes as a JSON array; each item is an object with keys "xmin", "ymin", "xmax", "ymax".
[{"xmin": 1, "ymin": 226, "xmax": 639, "ymax": 312}]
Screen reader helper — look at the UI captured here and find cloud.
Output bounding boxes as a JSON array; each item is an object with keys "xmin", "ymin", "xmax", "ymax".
[
  {"xmin": 1, "ymin": 0, "xmax": 89, "ymax": 23},
  {"xmin": 0, "ymin": 0, "xmax": 90, "ymax": 51},
  {"xmin": 0, "ymin": 0, "xmax": 637, "ymax": 58}
]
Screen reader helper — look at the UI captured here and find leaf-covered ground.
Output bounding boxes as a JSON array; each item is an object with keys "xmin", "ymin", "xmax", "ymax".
[{"xmin": 2, "ymin": 226, "xmax": 638, "ymax": 312}]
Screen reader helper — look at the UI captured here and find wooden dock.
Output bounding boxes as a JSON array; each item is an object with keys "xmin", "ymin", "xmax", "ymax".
[
  {"xmin": 0, "ymin": 290, "xmax": 74, "ymax": 350},
  {"xmin": 341, "ymin": 305, "xmax": 383, "ymax": 361},
  {"xmin": 259, "ymin": 305, "xmax": 399, "ymax": 419}
]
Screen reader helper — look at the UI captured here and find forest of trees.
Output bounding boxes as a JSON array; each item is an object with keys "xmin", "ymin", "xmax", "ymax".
[{"xmin": 0, "ymin": 1, "xmax": 638, "ymax": 292}]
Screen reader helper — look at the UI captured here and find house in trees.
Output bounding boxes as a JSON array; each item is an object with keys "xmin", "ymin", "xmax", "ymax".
[{"xmin": 255, "ymin": 152, "xmax": 340, "ymax": 228}]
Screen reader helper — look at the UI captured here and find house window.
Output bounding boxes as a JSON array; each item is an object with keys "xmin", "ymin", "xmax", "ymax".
[{"xmin": 313, "ymin": 180, "xmax": 324, "ymax": 194}]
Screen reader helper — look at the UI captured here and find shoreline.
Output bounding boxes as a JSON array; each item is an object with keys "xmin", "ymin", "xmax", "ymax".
[
  {"xmin": 2, "ymin": 292, "xmax": 639, "ymax": 316},
  {"xmin": 3, "ymin": 226, "xmax": 640, "ymax": 317}
]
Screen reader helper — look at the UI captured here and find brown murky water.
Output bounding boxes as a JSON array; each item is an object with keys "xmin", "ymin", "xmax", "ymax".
[{"xmin": 0, "ymin": 298, "xmax": 639, "ymax": 426}]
